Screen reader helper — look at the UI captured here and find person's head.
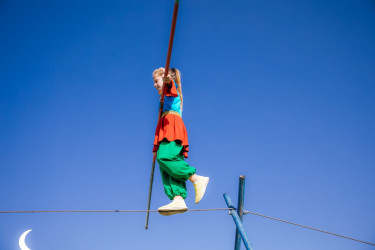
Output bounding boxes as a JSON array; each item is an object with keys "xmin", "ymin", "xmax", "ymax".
[
  {"xmin": 152, "ymin": 67, "xmax": 165, "ymax": 95},
  {"xmin": 153, "ymin": 67, "xmax": 183, "ymax": 109}
]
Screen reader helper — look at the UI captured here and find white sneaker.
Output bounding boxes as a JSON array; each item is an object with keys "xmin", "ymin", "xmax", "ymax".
[
  {"xmin": 158, "ymin": 199, "xmax": 188, "ymax": 216},
  {"xmin": 194, "ymin": 176, "xmax": 209, "ymax": 204}
]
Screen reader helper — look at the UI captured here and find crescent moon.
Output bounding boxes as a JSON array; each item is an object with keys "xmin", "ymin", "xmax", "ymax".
[{"xmin": 19, "ymin": 229, "xmax": 32, "ymax": 250}]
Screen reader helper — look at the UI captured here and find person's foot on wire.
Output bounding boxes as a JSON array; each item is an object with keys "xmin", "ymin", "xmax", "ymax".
[
  {"xmin": 194, "ymin": 176, "xmax": 210, "ymax": 204},
  {"xmin": 158, "ymin": 198, "xmax": 188, "ymax": 216}
]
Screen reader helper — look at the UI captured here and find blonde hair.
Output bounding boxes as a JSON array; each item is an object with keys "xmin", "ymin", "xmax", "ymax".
[{"xmin": 153, "ymin": 67, "xmax": 183, "ymax": 110}]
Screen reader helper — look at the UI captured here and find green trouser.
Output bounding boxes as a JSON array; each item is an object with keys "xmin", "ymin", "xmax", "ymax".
[{"xmin": 157, "ymin": 140, "xmax": 196, "ymax": 200}]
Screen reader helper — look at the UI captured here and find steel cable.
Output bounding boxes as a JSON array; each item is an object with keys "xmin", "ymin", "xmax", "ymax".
[{"xmin": 243, "ymin": 210, "xmax": 375, "ymax": 247}]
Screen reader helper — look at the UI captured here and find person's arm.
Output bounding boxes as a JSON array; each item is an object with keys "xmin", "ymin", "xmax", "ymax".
[{"xmin": 163, "ymin": 76, "xmax": 178, "ymax": 97}]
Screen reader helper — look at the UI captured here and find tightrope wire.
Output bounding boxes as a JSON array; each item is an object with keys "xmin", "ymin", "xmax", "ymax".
[
  {"xmin": 1, "ymin": 208, "xmax": 374, "ymax": 247},
  {"xmin": 0, "ymin": 208, "xmax": 231, "ymax": 214},
  {"xmin": 243, "ymin": 210, "xmax": 375, "ymax": 247}
]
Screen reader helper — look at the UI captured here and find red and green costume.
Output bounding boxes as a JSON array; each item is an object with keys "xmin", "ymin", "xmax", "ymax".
[{"xmin": 153, "ymin": 80, "xmax": 196, "ymax": 200}]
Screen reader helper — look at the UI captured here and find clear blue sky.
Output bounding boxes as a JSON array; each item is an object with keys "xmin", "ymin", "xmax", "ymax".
[{"xmin": 1, "ymin": 0, "xmax": 375, "ymax": 249}]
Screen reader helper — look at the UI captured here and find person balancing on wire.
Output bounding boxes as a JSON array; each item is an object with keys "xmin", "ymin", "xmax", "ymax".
[{"xmin": 152, "ymin": 67, "xmax": 209, "ymax": 215}]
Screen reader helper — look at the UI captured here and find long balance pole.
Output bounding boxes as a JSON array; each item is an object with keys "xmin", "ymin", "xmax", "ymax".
[{"xmin": 145, "ymin": 0, "xmax": 180, "ymax": 230}]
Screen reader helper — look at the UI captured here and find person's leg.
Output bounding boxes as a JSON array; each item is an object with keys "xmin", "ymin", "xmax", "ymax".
[
  {"xmin": 158, "ymin": 167, "xmax": 187, "ymax": 215},
  {"xmin": 157, "ymin": 141, "xmax": 201, "ymax": 184},
  {"xmin": 189, "ymin": 174, "xmax": 199, "ymax": 183},
  {"xmin": 157, "ymin": 141, "xmax": 196, "ymax": 199},
  {"xmin": 157, "ymin": 140, "xmax": 194, "ymax": 214},
  {"xmin": 157, "ymin": 140, "xmax": 196, "ymax": 181},
  {"xmin": 159, "ymin": 167, "xmax": 187, "ymax": 200},
  {"xmin": 157, "ymin": 140, "xmax": 209, "ymax": 208}
]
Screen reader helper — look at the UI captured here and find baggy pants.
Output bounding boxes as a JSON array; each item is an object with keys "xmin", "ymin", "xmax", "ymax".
[{"xmin": 156, "ymin": 140, "xmax": 196, "ymax": 200}]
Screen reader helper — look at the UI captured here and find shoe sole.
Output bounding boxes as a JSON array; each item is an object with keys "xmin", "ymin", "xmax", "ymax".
[
  {"xmin": 195, "ymin": 177, "xmax": 209, "ymax": 204},
  {"xmin": 158, "ymin": 207, "xmax": 188, "ymax": 212},
  {"xmin": 158, "ymin": 209, "xmax": 187, "ymax": 216}
]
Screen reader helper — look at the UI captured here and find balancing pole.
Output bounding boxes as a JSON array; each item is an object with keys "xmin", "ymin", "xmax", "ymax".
[{"xmin": 145, "ymin": 0, "xmax": 180, "ymax": 230}]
